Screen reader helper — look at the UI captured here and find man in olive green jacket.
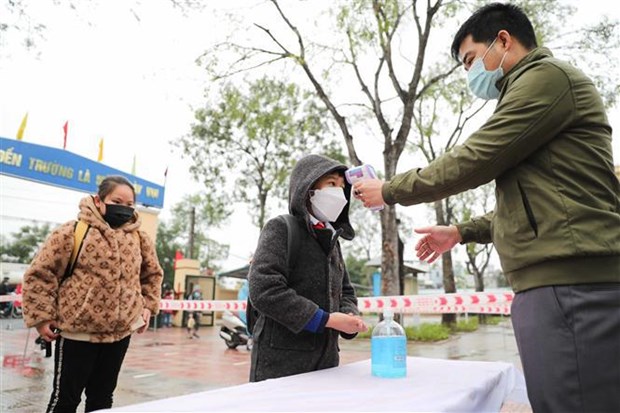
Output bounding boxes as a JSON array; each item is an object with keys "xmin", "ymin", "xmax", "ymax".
[{"xmin": 355, "ymin": 3, "xmax": 619, "ymax": 413}]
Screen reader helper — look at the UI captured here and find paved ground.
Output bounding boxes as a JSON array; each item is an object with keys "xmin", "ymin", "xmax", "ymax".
[{"xmin": 1, "ymin": 314, "xmax": 531, "ymax": 412}]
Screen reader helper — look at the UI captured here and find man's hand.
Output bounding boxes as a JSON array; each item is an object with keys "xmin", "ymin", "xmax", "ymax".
[
  {"xmin": 414, "ymin": 225, "xmax": 462, "ymax": 263},
  {"xmin": 137, "ymin": 308, "xmax": 151, "ymax": 334},
  {"xmin": 36, "ymin": 320, "xmax": 60, "ymax": 342},
  {"xmin": 326, "ymin": 312, "xmax": 368, "ymax": 334},
  {"xmin": 352, "ymin": 179, "xmax": 385, "ymax": 210}
]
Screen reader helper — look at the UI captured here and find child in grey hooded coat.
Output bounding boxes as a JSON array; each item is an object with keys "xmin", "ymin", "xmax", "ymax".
[{"xmin": 248, "ymin": 154, "xmax": 367, "ymax": 382}]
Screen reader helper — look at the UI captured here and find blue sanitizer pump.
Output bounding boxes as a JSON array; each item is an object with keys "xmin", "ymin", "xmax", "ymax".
[{"xmin": 371, "ymin": 310, "xmax": 407, "ymax": 378}]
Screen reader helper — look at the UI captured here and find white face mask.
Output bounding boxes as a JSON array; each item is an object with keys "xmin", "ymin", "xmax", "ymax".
[{"xmin": 309, "ymin": 187, "xmax": 348, "ymax": 223}]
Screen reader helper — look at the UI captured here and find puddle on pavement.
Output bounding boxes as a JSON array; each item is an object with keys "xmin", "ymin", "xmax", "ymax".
[{"xmin": 447, "ymin": 348, "xmax": 484, "ymax": 360}]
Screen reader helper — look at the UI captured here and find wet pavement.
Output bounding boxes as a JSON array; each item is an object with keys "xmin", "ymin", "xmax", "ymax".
[{"xmin": 1, "ymin": 315, "xmax": 531, "ymax": 412}]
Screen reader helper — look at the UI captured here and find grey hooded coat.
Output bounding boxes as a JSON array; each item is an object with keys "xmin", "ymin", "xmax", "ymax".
[{"xmin": 248, "ymin": 154, "xmax": 360, "ymax": 382}]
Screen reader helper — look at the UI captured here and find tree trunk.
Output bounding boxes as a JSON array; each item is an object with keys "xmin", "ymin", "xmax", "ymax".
[
  {"xmin": 473, "ymin": 267, "xmax": 487, "ymax": 324},
  {"xmin": 434, "ymin": 200, "xmax": 456, "ymax": 326},
  {"xmin": 398, "ymin": 235, "xmax": 405, "ymax": 295},
  {"xmin": 188, "ymin": 207, "xmax": 196, "ymax": 259},
  {"xmin": 440, "ymin": 251, "xmax": 457, "ymax": 326},
  {"xmin": 380, "ymin": 152, "xmax": 400, "ymax": 301},
  {"xmin": 473, "ymin": 269, "xmax": 484, "ymax": 292},
  {"xmin": 380, "ymin": 204, "xmax": 400, "ymax": 297},
  {"xmin": 258, "ymin": 191, "xmax": 267, "ymax": 230}
]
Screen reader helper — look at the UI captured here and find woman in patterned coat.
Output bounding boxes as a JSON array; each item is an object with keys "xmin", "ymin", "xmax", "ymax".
[{"xmin": 22, "ymin": 175, "xmax": 163, "ymax": 413}]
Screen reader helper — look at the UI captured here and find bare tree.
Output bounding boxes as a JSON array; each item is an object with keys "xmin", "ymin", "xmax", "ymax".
[
  {"xmin": 178, "ymin": 77, "xmax": 342, "ymax": 229},
  {"xmin": 452, "ymin": 184, "xmax": 496, "ymax": 290},
  {"xmin": 202, "ymin": 0, "xmax": 458, "ymax": 299},
  {"xmin": 198, "ymin": 0, "xmax": 619, "ymax": 317},
  {"xmin": 451, "ymin": 183, "xmax": 495, "ymax": 322},
  {"xmin": 406, "ymin": 69, "xmax": 490, "ymax": 323}
]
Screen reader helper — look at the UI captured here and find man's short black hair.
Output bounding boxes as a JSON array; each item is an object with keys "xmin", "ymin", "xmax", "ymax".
[{"xmin": 450, "ymin": 2, "xmax": 538, "ymax": 62}]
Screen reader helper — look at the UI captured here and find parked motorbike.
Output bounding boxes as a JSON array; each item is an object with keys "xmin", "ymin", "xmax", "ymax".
[
  {"xmin": 0, "ymin": 292, "xmax": 22, "ymax": 319},
  {"xmin": 219, "ymin": 310, "xmax": 252, "ymax": 350}
]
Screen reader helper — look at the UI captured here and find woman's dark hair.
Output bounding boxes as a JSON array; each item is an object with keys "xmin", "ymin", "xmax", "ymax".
[
  {"xmin": 451, "ymin": 2, "xmax": 538, "ymax": 62},
  {"xmin": 98, "ymin": 175, "xmax": 136, "ymax": 201}
]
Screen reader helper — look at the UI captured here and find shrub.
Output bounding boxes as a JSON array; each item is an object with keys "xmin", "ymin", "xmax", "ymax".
[
  {"xmin": 357, "ymin": 328, "xmax": 373, "ymax": 339},
  {"xmin": 454, "ymin": 317, "xmax": 478, "ymax": 332},
  {"xmin": 483, "ymin": 315, "xmax": 507, "ymax": 325},
  {"xmin": 358, "ymin": 322, "xmax": 450, "ymax": 341},
  {"xmin": 357, "ymin": 314, "xmax": 508, "ymax": 342},
  {"xmin": 406, "ymin": 323, "xmax": 451, "ymax": 341}
]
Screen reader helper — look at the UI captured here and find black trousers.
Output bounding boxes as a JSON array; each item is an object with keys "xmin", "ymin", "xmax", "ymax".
[
  {"xmin": 512, "ymin": 283, "xmax": 620, "ymax": 413},
  {"xmin": 193, "ymin": 311, "xmax": 201, "ymax": 331},
  {"xmin": 46, "ymin": 335, "xmax": 131, "ymax": 413}
]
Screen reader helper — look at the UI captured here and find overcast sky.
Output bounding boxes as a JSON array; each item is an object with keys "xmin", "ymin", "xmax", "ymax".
[{"xmin": 1, "ymin": 0, "xmax": 619, "ymax": 270}]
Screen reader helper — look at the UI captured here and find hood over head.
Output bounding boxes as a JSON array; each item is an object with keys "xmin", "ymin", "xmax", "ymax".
[{"xmin": 289, "ymin": 154, "xmax": 355, "ymax": 241}]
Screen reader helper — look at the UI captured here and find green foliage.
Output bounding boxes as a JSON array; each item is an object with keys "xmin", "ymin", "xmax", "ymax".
[
  {"xmin": 479, "ymin": 315, "xmax": 506, "ymax": 325},
  {"xmin": 344, "ymin": 254, "xmax": 369, "ymax": 288},
  {"xmin": 357, "ymin": 327, "xmax": 373, "ymax": 339},
  {"xmin": 515, "ymin": 0, "xmax": 575, "ymax": 47},
  {"xmin": 451, "ymin": 184, "xmax": 495, "ymax": 287},
  {"xmin": 169, "ymin": 192, "xmax": 231, "ymax": 233},
  {"xmin": 406, "ymin": 323, "xmax": 452, "ymax": 341},
  {"xmin": 178, "ymin": 76, "xmax": 343, "ymax": 229},
  {"xmin": 167, "ymin": 193, "xmax": 230, "ymax": 270},
  {"xmin": 511, "ymin": 0, "xmax": 620, "ymax": 107},
  {"xmin": 155, "ymin": 221, "xmax": 185, "ymax": 289},
  {"xmin": 198, "ymin": 238, "xmax": 229, "ymax": 273},
  {"xmin": 358, "ymin": 322, "xmax": 450, "ymax": 341},
  {"xmin": 156, "ymin": 193, "xmax": 230, "ymax": 282},
  {"xmin": 359, "ymin": 313, "xmax": 510, "ymax": 341},
  {"xmin": 490, "ymin": 269, "xmax": 510, "ymax": 288},
  {"xmin": 341, "ymin": 200, "xmax": 382, "ymax": 263},
  {"xmin": 0, "ymin": 224, "xmax": 51, "ymax": 264},
  {"xmin": 454, "ymin": 317, "xmax": 478, "ymax": 332},
  {"xmin": 198, "ymin": 0, "xmax": 619, "ymax": 301}
]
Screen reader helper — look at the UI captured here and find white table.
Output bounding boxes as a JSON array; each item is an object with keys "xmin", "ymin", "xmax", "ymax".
[{"xmin": 104, "ymin": 357, "xmax": 529, "ymax": 412}]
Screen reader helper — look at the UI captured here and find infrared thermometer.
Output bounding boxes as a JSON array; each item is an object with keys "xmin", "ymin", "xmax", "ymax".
[{"xmin": 345, "ymin": 164, "xmax": 384, "ymax": 211}]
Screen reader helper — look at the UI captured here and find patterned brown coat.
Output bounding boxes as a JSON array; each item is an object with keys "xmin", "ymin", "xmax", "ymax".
[{"xmin": 22, "ymin": 196, "xmax": 163, "ymax": 343}]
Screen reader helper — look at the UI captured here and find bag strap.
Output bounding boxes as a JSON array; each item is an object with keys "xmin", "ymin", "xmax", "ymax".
[
  {"xmin": 62, "ymin": 220, "xmax": 90, "ymax": 283},
  {"xmin": 279, "ymin": 214, "xmax": 300, "ymax": 271},
  {"xmin": 247, "ymin": 214, "xmax": 301, "ymax": 335}
]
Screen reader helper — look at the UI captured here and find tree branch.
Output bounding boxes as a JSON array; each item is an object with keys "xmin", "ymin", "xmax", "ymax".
[
  {"xmin": 265, "ymin": 0, "xmax": 362, "ymax": 164},
  {"xmin": 344, "ymin": 28, "xmax": 393, "ymax": 150},
  {"xmin": 372, "ymin": 0, "xmax": 409, "ymax": 101},
  {"xmin": 392, "ymin": 0, "xmax": 443, "ymax": 167}
]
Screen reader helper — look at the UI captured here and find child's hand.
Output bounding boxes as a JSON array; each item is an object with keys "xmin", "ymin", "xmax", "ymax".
[{"xmin": 326, "ymin": 312, "xmax": 368, "ymax": 334}]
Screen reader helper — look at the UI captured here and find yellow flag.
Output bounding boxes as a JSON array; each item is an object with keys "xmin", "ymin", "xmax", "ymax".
[
  {"xmin": 97, "ymin": 138, "xmax": 104, "ymax": 162},
  {"xmin": 16, "ymin": 113, "xmax": 28, "ymax": 140},
  {"xmin": 131, "ymin": 154, "xmax": 136, "ymax": 175}
]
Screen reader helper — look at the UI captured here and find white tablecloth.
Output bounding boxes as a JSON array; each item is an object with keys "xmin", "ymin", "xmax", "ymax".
[{"xmin": 104, "ymin": 357, "xmax": 529, "ymax": 412}]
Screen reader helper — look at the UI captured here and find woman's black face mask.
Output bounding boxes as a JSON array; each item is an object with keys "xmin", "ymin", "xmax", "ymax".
[{"xmin": 103, "ymin": 203, "xmax": 134, "ymax": 228}]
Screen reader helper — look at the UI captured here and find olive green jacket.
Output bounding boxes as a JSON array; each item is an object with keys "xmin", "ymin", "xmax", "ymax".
[{"xmin": 382, "ymin": 47, "xmax": 620, "ymax": 292}]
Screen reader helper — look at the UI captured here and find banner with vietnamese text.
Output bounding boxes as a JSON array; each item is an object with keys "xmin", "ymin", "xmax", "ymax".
[{"xmin": 0, "ymin": 136, "xmax": 165, "ymax": 208}]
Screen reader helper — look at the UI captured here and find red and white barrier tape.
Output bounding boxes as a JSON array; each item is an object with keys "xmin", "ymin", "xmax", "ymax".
[
  {"xmin": 2, "ymin": 292, "xmax": 513, "ymax": 314},
  {"xmin": 159, "ymin": 299, "xmax": 246, "ymax": 313},
  {"xmin": 355, "ymin": 292, "xmax": 513, "ymax": 315},
  {"xmin": 0, "ymin": 294, "xmax": 21, "ymax": 303}
]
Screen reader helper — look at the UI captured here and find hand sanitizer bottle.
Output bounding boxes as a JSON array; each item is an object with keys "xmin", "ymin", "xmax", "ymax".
[{"xmin": 371, "ymin": 310, "xmax": 407, "ymax": 378}]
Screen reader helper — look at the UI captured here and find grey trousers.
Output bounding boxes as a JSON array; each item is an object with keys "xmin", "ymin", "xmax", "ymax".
[{"xmin": 512, "ymin": 283, "xmax": 620, "ymax": 413}]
